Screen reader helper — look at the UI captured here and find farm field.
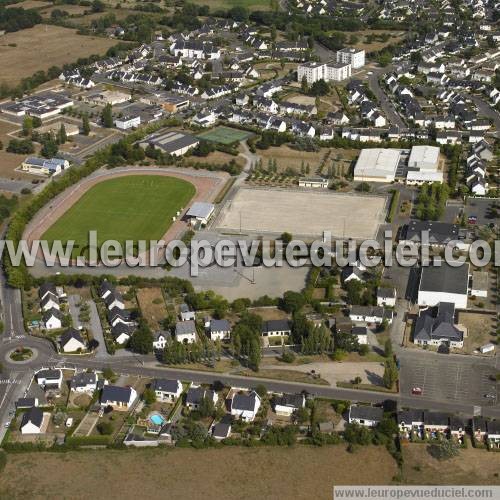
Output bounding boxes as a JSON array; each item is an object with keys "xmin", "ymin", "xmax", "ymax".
[
  {"xmin": 0, "ymin": 446, "xmax": 398, "ymax": 499},
  {"xmin": 42, "ymin": 175, "xmax": 195, "ymax": 256},
  {"xmin": 402, "ymin": 444, "xmax": 500, "ymax": 485},
  {"xmin": 191, "ymin": 0, "xmax": 271, "ymax": 10},
  {"xmin": 0, "ymin": 25, "xmax": 117, "ymax": 86},
  {"xmin": 197, "ymin": 126, "xmax": 252, "ymax": 145}
]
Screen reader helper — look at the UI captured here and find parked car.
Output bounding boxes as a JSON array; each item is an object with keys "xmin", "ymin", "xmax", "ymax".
[{"xmin": 411, "ymin": 387, "xmax": 423, "ymax": 395}]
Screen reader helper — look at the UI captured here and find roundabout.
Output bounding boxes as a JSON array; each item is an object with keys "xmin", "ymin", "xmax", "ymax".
[{"xmin": 5, "ymin": 346, "xmax": 38, "ymax": 365}]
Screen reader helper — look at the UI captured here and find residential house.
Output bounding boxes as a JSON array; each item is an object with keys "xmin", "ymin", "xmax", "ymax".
[
  {"xmin": 175, "ymin": 320, "xmax": 197, "ymax": 344},
  {"xmin": 398, "ymin": 409, "xmax": 424, "ymax": 438},
  {"xmin": 185, "ymin": 386, "xmax": 218, "ymax": 410},
  {"xmin": 70, "ymin": 372, "xmax": 98, "ymax": 393},
  {"xmin": 231, "ymin": 391, "xmax": 261, "ymax": 422},
  {"xmin": 20, "ymin": 407, "xmax": 44, "ymax": 435},
  {"xmin": 180, "ymin": 303, "xmax": 195, "ymax": 321},
  {"xmin": 60, "ymin": 328, "xmax": 86, "ymax": 353},
  {"xmin": 151, "ymin": 379, "xmax": 182, "ymax": 402},
  {"xmin": 423, "ymin": 411, "xmax": 449, "ymax": 436},
  {"xmin": 261, "ymin": 320, "xmax": 291, "ymax": 338},
  {"xmin": 349, "ymin": 306, "xmax": 393, "ymax": 325},
  {"xmin": 377, "ymin": 287, "xmax": 396, "ymax": 307},
  {"xmin": 352, "ymin": 326, "xmax": 368, "ymax": 345},
  {"xmin": 348, "ymin": 405, "xmax": 383, "ymax": 427},
  {"xmin": 152, "ymin": 331, "xmax": 169, "ymax": 350},
  {"xmin": 111, "ymin": 322, "xmax": 134, "ymax": 345},
  {"xmin": 100, "ymin": 385, "xmax": 137, "ymax": 410},
  {"xmin": 36, "ymin": 369, "xmax": 63, "ymax": 389},
  {"xmin": 208, "ymin": 319, "xmax": 231, "ymax": 341},
  {"xmin": 43, "ymin": 308, "xmax": 63, "ymax": 330},
  {"xmin": 273, "ymin": 393, "xmax": 305, "ymax": 417}
]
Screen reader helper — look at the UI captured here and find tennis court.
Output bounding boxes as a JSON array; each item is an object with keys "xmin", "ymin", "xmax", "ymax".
[{"xmin": 197, "ymin": 126, "xmax": 252, "ymax": 145}]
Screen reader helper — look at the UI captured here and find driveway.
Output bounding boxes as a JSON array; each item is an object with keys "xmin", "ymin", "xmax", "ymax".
[{"xmin": 87, "ymin": 299, "xmax": 109, "ymax": 360}]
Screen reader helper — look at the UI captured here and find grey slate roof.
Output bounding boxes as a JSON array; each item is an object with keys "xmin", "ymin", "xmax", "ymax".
[
  {"xmin": 70, "ymin": 372, "xmax": 97, "ymax": 389},
  {"xmin": 212, "ymin": 422, "xmax": 231, "ymax": 439},
  {"xmin": 21, "ymin": 407, "xmax": 43, "ymax": 428},
  {"xmin": 419, "ymin": 263, "xmax": 469, "ymax": 295},
  {"xmin": 186, "ymin": 387, "xmax": 213, "ymax": 406},
  {"xmin": 210, "ymin": 319, "xmax": 231, "ymax": 332},
  {"xmin": 60, "ymin": 328, "xmax": 85, "ymax": 348},
  {"xmin": 414, "ymin": 302, "xmax": 463, "ymax": 343},
  {"xmin": 37, "ymin": 369, "xmax": 61, "ymax": 381},
  {"xmin": 101, "ymin": 385, "xmax": 133, "ymax": 404},
  {"xmin": 151, "ymin": 379, "xmax": 179, "ymax": 393},
  {"xmin": 397, "ymin": 409, "xmax": 423, "ymax": 425},
  {"xmin": 349, "ymin": 405, "xmax": 383, "ymax": 422},
  {"xmin": 232, "ymin": 391, "xmax": 259, "ymax": 411},
  {"xmin": 403, "ymin": 221, "xmax": 459, "ymax": 245},
  {"xmin": 176, "ymin": 320, "xmax": 196, "ymax": 336},
  {"xmin": 261, "ymin": 319, "xmax": 291, "ymax": 334},
  {"xmin": 424, "ymin": 411, "xmax": 449, "ymax": 427},
  {"xmin": 274, "ymin": 393, "xmax": 304, "ymax": 409}
]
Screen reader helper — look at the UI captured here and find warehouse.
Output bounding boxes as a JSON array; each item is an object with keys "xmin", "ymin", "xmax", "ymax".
[
  {"xmin": 353, "ymin": 148, "xmax": 402, "ymax": 182},
  {"xmin": 417, "ymin": 263, "xmax": 469, "ymax": 309},
  {"xmin": 139, "ymin": 130, "xmax": 199, "ymax": 156},
  {"xmin": 408, "ymin": 145, "xmax": 440, "ymax": 171}
]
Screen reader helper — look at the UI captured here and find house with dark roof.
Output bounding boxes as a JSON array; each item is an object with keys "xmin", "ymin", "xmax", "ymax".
[
  {"xmin": 151, "ymin": 379, "xmax": 182, "ymax": 402},
  {"xmin": 36, "ymin": 369, "xmax": 63, "ymax": 389},
  {"xmin": 179, "ymin": 303, "xmax": 196, "ymax": 321},
  {"xmin": 423, "ymin": 411, "xmax": 449, "ymax": 435},
  {"xmin": 16, "ymin": 397, "xmax": 38, "ymax": 409},
  {"xmin": 231, "ymin": 391, "xmax": 261, "ymax": 422},
  {"xmin": 175, "ymin": 320, "xmax": 197, "ymax": 343},
  {"xmin": 377, "ymin": 287, "xmax": 396, "ymax": 307},
  {"xmin": 208, "ymin": 319, "xmax": 231, "ymax": 341},
  {"xmin": 400, "ymin": 221, "xmax": 460, "ymax": 247},
  {"xmin": 398, "ymin": 409, "xmax": 424, "ymax": 438},
  {"xmin": 212, "ymin": 417, "xmax": 232, "ymax": 440},
  {"xmin": 261, "ymin": 320, "xmax": 291, "ymax": 338},
  {"xmin": 111, "ymin": 322, "xmax": 135, "ymax": 345},
  {"xmin": 60, "ymin": 328, "xmax": 86, "ymax": 353},
  {"xmin": 273, "ymin": 393, "xmax": 305, "ymax": 417},
  {"xmin": 100, "ymin": 385, "xmax": 137, "ymax": 410},
  {"xmin": 348, "ymin": 405, "xmax": 383, "ymax": 427},
  {"xmin": 417, "ymin": 262, "xmax": 469, "ymax": 309},
  {"xmin": 20, "ymin": 407, "xmax": 45, "ymax": 434},
  {"xmin": 70, "ymin": 371, "xmax": 98, "ymax": 393},
  {"xmin": 43, "ymin": 307, "xmax": 63, "ymax": 330},
  {"xmin": 185, "ymin": 386, "xmax": 218, "ymax": 410},
  {"xmin": 413, "ymin": 302, "xmax": 464, "ymax": 348}
]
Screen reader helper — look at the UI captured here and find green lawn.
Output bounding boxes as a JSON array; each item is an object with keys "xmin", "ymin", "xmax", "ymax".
[
  {"xmin": 42, "ymin": 176, "xmax": 195, "ymax": 257},
  {"xmin": 197, "ymin": 126, "xmax": 252, "ymax": 145}
]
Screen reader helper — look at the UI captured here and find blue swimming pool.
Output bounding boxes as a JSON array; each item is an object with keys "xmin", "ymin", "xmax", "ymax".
[{"xmin": 150, "ymin": 414, "xmax": 165, "ymax": 426}]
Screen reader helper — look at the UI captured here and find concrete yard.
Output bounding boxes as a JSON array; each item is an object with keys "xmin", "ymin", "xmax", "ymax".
[{"xmin": 216, "ymin": 187, "xmax": 387, "ymax": 239}]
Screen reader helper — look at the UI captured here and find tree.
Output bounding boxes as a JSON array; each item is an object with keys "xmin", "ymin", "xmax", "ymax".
[
  {"xmin": 355, "ymin": 182, "xmax": 371, "ymax": 192},
  {"xmin": 91, "ymin": 0, "xmax": 105, "ymax": 12},
  {"xmin": 57, "ymin": 123, "xmax": 67, "ymax": 145},
  {"xmin": 301, "ymin": 75, "xmax": 308, "ymax": 94},
  {"xmin": 143, "ymin": 388, "xmax": 156, "ymax": 405},
  {"xmin": 255, "ymin": 384, "xmax": 267, "ymax": 398},
  {"xmin": 7, "ymin": 139, "xmax": 34, "ymax": 154},
  {"xmin": 384, "ymin": 338, "xmax": 392, "ymax": 358},
  {"xmin": 248, "ymin": 336, "xmax": 262, "ymax": 371},
  {"xmin": 129, "ymin": 323, "xmax": 153, "ymax": 354},
  {"xmin": 97, "ymin": 421, "xmax": 113, "ymax": 435},
  {"xmin": 383, "ymin": 357, "xmax": 398, "ymax": 389},
  {"xmin": 82, "ymin": 113, "xmax": 90, "ymax": 136},
  {"xmin": 428, "ymin": 439, "xmax": 460, "ymax": 461},
  {"xmin": 281, "ymin": 290, "xmax": 305, "ymax": 313},
  {"xmin": 198, "ymin": 395, "xmax": 215, "ymax": 418},
  {"xmin": 101, "ymin": 103, "xmax": 113, "ymax": 128},
  {"xmin": 22, "ymin": 116, "xmax": 33, "ymax": 137},
  {"xmin": 40, "ymin": 136, "xmax": 58, "ymax": 158},
  {"xmin": 309, "ymin": 79, "xmax": 329, "ymax": 96}
]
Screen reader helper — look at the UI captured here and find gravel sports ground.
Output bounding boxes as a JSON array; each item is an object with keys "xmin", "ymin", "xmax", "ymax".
[{"xmin": 216, "ymin": 187, "xmax": 387, "ymax": 239}]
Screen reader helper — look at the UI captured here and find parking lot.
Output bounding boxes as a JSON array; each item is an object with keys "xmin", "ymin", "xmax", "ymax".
[{"xmin": 399, "ymin": 353, "xmax": 498, "ymax": 406}]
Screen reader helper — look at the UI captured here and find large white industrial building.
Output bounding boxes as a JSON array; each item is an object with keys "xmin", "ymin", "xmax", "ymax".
[
  {"xmin": 353, "ymin": 148, "xmax": 402, "ymax": 182},
  {"xmin": 353, "ymin": 145, "xmax": 443, "ymax": 184}
]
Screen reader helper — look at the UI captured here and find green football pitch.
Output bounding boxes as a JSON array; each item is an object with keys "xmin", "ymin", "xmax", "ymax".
[
  {"xmin": 197, "ymin": 126, "xmax": 252, "ymax": 145},
  {"xmin": 42, "ymin": 175, "xmax": 195, "ymax": 257}
]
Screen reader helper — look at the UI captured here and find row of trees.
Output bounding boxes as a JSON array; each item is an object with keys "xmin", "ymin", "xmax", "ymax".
[{"xmin": 415, "ymin": 182, "xmax": 449, "ymax": 221}]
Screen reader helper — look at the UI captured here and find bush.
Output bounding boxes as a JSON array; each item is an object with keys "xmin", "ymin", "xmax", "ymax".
[{"xmin": 96, "ymin": 421, "xmax": 113, "ymax": 435}]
